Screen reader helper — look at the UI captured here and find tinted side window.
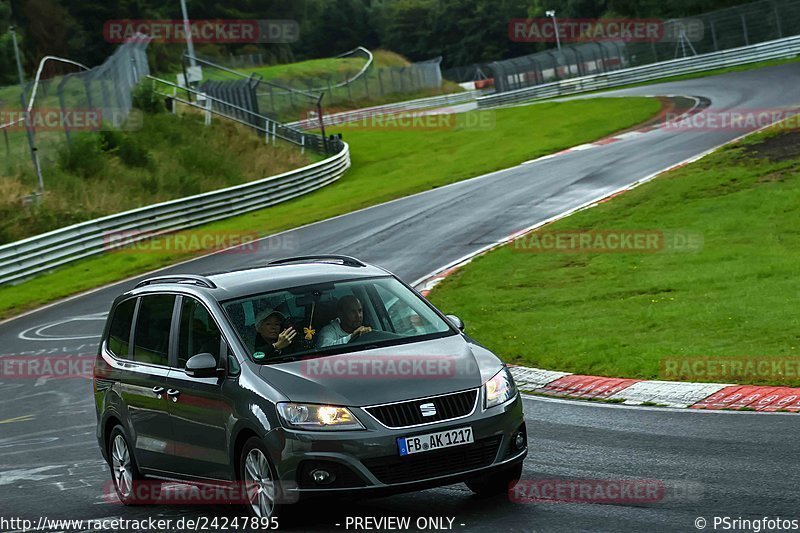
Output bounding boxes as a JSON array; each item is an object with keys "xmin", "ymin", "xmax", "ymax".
[
  {"xmin": 132, "ymin": 294, "xmax": 176, "ymax": 366},
  {"xmin": 108, "ymin": 298, "xmax": 137, "ymax": 358},
  {"xmin": 177, "ymin": 297, "xmax": 222, "ymax": 369}
]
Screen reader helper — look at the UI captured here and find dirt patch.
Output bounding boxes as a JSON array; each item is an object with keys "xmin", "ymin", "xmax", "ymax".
[
  {"xmin": 757, "ymin": 170, "xmax": 789, "ymax": 183},
  {"xmin": 742, "ymin": 130, "xmax": 800, "ymax": 161},
  {"xmin": 612, "ymin": 96, "xmax": 707, "ymax": 135}
]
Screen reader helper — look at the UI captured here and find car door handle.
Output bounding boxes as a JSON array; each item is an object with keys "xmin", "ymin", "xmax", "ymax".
[
  {"xmin": 152, "ymin": 386, "xmax": 165, "ymax": 398},
  {"xmin": 167, "ymin": 389, "xmax": 181, "ymax": 402}
]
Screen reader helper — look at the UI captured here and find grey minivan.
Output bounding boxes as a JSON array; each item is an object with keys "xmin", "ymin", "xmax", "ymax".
[{"xmin": 93, "ymin": 255, "xmax": 527, "ymax": 520}]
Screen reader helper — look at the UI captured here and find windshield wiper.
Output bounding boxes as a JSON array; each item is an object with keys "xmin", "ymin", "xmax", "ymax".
[{"xmin": 264, "ymin": 353, "xmax": 305, "ymax": 364}]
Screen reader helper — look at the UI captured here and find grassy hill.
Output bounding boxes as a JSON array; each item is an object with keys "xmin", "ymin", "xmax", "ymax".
[{"xmin": 0, "ymin": 98, "xmax": 317, "ymax": 244}]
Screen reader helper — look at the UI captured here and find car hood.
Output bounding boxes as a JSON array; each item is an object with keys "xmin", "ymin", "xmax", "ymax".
[{"xmin": 258, "ymin": 334, "xmax": 503, "ymax": 406}]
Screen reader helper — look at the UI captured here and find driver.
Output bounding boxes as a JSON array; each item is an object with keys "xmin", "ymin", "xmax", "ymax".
[{"xmin": 317, "ymin": 295, "xmax": 372, "ymax": 347}]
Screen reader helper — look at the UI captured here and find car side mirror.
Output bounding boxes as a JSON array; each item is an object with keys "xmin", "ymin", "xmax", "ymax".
[
  {"xmin": 446, "ymin": 314, "xmax": 465, "ymax": 331},
  {"xmin": 185, "ymin": 353, "xmax": 220, "ymax": 378}
]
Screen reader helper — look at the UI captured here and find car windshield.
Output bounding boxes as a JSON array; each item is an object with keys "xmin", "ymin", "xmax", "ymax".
[{"xmin": 222, "ymin": 276, "xmax": 455, "ymax": 363}]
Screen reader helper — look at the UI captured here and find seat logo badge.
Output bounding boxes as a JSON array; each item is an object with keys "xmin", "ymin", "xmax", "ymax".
[{"xmin": 420, "ymin": 402, "xmax": 437, "ymax": 417}]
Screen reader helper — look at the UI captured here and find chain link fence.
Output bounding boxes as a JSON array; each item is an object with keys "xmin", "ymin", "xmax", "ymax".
[
  {"xmin": 192, "ymin": 51, "xmax": 445, "ymax": 124},
  {"xmin": 151, "ymin": 63, "xmax": 343, "ymax": 155},
  {"xmin": 491, "ymin": 0, "xmax": 800, "ymax": 93},
  {"xmin": 1, "ymin": 38, "xmax": 150, "ymax": 182}
]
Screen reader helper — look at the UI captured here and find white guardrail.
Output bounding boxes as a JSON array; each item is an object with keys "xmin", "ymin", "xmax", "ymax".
[
  {"xmin": 478, "ymin": 35, "xmax": 800, "ymax": 108},
  {"xmin": 287, "ymin": 90, "xmax": 483, "ymax": 130},
  {"xmin": 0, "ymin": 144, "xmax": 350, "ymax": 286}
]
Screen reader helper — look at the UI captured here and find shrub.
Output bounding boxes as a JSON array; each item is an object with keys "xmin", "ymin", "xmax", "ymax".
[
  {"xmin": 99, "ymin": 129, "xmax": 123, "ymax": 152},
  {"xmin": 57, "ymin": 134, "xmax": 105, "ymax": 178},
  {"xmin": 118, "ymin": 137, "xmax": 152, "ymax": 168},
  {"xmin": 132, "ymin": 82, "xmax": 165, "ymax": 114}
]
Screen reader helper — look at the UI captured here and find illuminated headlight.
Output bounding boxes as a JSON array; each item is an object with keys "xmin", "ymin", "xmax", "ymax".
[
  {"xmin": 277, "ymin": 403, "xmax": 364, "ymax": 431},
  {"xmin": 484, "ymin": 367, "xmax": 517, "ymax": 409}
]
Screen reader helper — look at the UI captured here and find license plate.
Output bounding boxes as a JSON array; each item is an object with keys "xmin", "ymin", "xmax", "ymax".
[{"xmin": 398, "ymin": 427, "xmax": 473, "ymax": 456}]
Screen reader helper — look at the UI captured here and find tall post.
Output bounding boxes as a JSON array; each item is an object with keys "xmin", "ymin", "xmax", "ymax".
[
  {"xmin": 740, "ymin": 13, "xmax": 749, "ymax": 46},
  {"xmin": 3, "ymin": 128, "xmax": 10, "ymax": 166},
  {"xmin": 546, "ymin": 11, "xmax": 561, "ymax": 51},
  {"xmin": 316, "ymin": 93, "xmax": 328, "ymax": 154},
  {"xmin": 180, "ymin": 0, "xmax": 197, "ymax": 68},
  {"xmin": 11, "ymin": 26, "xmax": 44, "ymax": 195}
]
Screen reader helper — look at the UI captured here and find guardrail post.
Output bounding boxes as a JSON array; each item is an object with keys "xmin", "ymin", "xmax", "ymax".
[
  {"xmin": 204, "ymin": 96, "xmax": 212, "ymax": 126},
  {"xmin": 268, "ymin": 84, "xmax": 276, "ymax": 116},
  {"xmin": 301, "ymin": 135, "xmax": 305, "ymax": 155},
  {"xmin": 2, "ymin": 128, "xmax": 9, "ymax": 165}
]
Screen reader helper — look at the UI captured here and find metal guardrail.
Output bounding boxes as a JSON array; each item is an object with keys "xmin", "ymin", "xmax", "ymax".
[
  {"xmin": 478, "ymin": 35, "xmax": 800, "ymax": 108},
  {"xmin": 0, "ymin": 144, "xmax": 350, "ymax": 286},
  {"xmin": 151, "ymin": 75, "xmax": 343, "ymax": 155},
  {"xmin": 329, "ymin": 46, "xmax": 374, "ymax": 90},
  {"xmin": 287, "ymin": 90, "xmax": 482, "ymax": 130}
]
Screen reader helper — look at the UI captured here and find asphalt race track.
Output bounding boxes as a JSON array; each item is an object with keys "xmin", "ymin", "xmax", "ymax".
[{"xmin": 1, "ymin": 64, "xmax": 799, "ymax": 532}]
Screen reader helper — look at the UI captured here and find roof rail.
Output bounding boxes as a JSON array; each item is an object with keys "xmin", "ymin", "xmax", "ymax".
[
  {"xmin": 135, "ymin": 275, "xmax": 218, "ymax": 289},
  {"xmin": 268, "ymin": 255, "xmax": 367, "ymax": 268}
]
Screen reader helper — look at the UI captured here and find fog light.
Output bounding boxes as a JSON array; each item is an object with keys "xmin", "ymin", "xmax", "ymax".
[
  {"xmin": 311, "ymin": 469, "xmax": 335, "ymax": 485},
  {"xmin": 514, "ymin": 432, "xmax": 526, "ymax": 450}
]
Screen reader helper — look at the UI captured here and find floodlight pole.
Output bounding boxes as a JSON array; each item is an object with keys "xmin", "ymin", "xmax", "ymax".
[
  {"xmin": 180, "ymin": 0, "xmax": 197, "ymax": 68},
  {"xmin": 546, "ymin": 10, "xmax": 562, "ymax": 51}
]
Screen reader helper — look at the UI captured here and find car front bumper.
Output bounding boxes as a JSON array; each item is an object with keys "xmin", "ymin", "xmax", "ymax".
[{"xmin": 269, "ymin": 392, "xmax": 527, "ymax": 499}]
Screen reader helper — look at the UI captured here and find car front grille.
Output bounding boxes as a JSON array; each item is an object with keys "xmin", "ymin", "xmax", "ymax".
[
  {"xmin": 364, "ymin": 389, "xmax": 478, "ymax": 428},
  {"xmin": 362, "ymin": 435, "xmax": 502, "ymax": 485}
]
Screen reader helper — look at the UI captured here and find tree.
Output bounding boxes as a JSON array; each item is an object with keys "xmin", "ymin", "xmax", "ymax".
[{"xmin": 0, "ymin": 1, "xmax": 17, "ymax": 85}]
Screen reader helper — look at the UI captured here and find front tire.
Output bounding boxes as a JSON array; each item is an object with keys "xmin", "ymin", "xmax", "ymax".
[
  {"xmin": 465, "ymin": 462, "xmax": 523, "ymax": 497},
  {"xmin": 240, "ymin": 437, "xmax": 283, "ymax": 519},
  {"xmin": 107, "ymin": 425, "xmax": 146, "ymax": 505}
]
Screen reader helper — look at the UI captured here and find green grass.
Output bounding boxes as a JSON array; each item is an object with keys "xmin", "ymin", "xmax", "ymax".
[
  {"xmin": 427, "ymin": 125, "xmax": 800, "ymax": 387},
  {"xmin": 226, "ymin": 50, "xmax": 415, "ymax": 83},
  {"xmin": 204, "ymin": 57, "xmax": 367, "ymax": 83},
  {"xmin": 0, "ymin": 96, "xmax": 661, "ymax": 318},
  {"xmin": 0, "ymin": 107, "xmax": 316, "ymax": 244}
]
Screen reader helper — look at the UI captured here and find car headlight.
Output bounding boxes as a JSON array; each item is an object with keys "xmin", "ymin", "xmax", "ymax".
[
  {"xmin": 484, "ymin": 367, "xmax": 517, "ymax": 409},
  {"xmin": 277, "ymin": 402, "xmax": 365, "ymax": 431}
]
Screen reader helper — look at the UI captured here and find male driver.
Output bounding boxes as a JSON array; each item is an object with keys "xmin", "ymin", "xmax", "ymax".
[{"xmin": 317, "ymin": 295, "xmax": 372, "ymax": 347}]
